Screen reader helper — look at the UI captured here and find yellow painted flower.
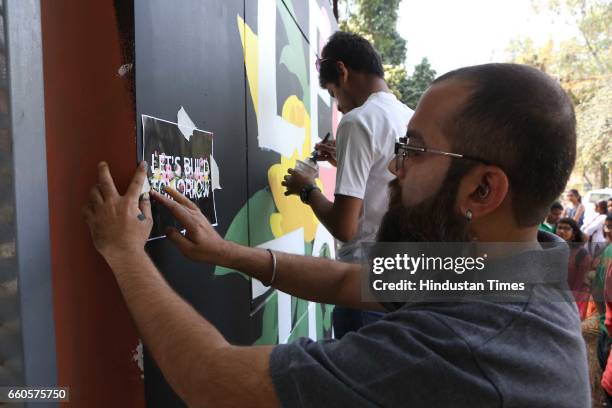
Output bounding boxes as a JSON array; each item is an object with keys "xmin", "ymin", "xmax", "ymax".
[
  {"xmin": 268, "ymin": 96, "xmax": 323, "ymax": 242},
  {"xmin": 237, "ymin": 16, "xmax": 324, "ymax": 243}
]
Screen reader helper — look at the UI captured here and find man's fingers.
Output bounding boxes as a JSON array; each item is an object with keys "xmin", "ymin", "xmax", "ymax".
[
  {"xmin": 126, "ymin": 161, "xmax": 148, "ymax": 200},
  {"xmin": 316, "ymin": 152, "xmax": 330, "ymax": 160},
  {"xmin": 81, "ymin": 204, "xmax": 94, "ymax": 222},
  {"xmin": 139, "ymin": 192, "xmax": 152, "ymax": 219},
  {"xmin": 165, "ymin": 227, "xmax": 195, "ymax": 255},
  {"xmin": 97, "ymin": 162, "xmax": 119, "ymax": 199},
  {"xmin": 287, "ymin": 168, "xmax": 296, "ymax": 175},
  {"xmin": 164, "ymin": 186, "xmax": 198, "ymax": 210},
  {"xmin": 150, "ymin": 190, "xmax": 196, "ymax": 227},
  {"xmin": 88, "ymin": 185, "xmax": 104, "ymax": 206},
  {"xmin": 316, "ymin": 143, "xmax": 335, "ymax": 153}
]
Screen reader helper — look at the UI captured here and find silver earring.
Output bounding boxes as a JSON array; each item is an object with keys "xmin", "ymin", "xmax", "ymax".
[{"xmin": 465, "ymin": 209, "xmax": 473, "ymax": 221}]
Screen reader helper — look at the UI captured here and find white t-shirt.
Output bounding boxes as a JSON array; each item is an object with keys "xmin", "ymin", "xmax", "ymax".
[
  {"xmin": 334, "ymin": 91, "xmax": 413, "ymax": 260},
  {"xmin": 582, "ymin": 213, "xmax": 606, "ymax": 243}
]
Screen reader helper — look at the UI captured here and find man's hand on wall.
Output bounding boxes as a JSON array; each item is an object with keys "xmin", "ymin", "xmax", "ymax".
[
  {"xmin": 151, "ymin": 187, "xmax": 229, "ymax": 265},
  {"xmin": 82, "ymin": 161, "xmax": 153, "ymax": 263}
]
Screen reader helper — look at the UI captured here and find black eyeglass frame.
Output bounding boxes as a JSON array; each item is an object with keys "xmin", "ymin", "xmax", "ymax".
[{"xmin": 394, "ymin": 137, "xmax": 492, "ymax": 172}]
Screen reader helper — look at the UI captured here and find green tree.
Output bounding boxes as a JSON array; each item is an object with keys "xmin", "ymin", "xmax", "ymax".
[
  {"xmin": 403, "ymin": 58, "xmax": 437, "ymax": 109},
  {"xmin": 337, "ymin": 0, "xmax": 436, "ymax": 107},
  {"xmin": 506, "ymin": 0, "xmax": 611, "ymax": 188},
  {"xmin": 338, "ymin": 0, "xmax": 406, "ymax": 65},
  {"xmin": 576, "ymin": 78, "xmax": 612, "ymax": 187}
]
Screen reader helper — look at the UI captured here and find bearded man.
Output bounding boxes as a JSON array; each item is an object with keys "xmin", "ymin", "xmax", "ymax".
[{"xmin": 83, "ymin": 63, "xmax": 589, "ymax": 407}]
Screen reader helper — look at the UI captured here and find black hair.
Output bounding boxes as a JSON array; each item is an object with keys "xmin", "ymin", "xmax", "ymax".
[
  {"xmin": 433, "ymin": 63, "xmax": 576, "ymax": 227},
  {"xmin": 557, "ymin": 217, "xmax": 584, "ymax": 243},
  {"xmin": 319, "ymin": 31, "xmax": 384, "ymax": 87},
  {"xmin": 551, "ymin": 202, "xmax": 564, "ymax": 211},
  {"xmin": 568, "ymin": 189, "xmax": 582, "ymax": 203},
  {"xmin": 596, "ymin": 200, "xmax": 608, "ymax": 215}
]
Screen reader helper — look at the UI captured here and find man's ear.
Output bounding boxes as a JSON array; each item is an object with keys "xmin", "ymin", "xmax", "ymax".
[
  {"xmin": 456, "ymin": 165, "xmax": 509, "ymax": 221},
  {"xmin": 336, "ymin": 61, "xmax": 349, "ymax": 84}
]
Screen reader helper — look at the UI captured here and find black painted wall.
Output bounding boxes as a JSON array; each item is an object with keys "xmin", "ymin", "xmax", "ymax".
[{"xmin": 135, "ymin": 1, "xmax": 337, "ymax": 405}]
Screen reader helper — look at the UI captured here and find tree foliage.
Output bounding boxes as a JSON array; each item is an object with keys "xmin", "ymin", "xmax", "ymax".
[
  {"xmin": 576, "ymin": 78, "xmax": 612, "ymax": 187},
  {"xmin": 339, "ymin": 0, "xmax": 406, "ymax": 65},
  {"xmin": 337, "ymin": 0, "xmax": 436, "ymax": 108},
  {"xmin": 506, "ymin": 0, "xmax": 611, "ymax": 188}
]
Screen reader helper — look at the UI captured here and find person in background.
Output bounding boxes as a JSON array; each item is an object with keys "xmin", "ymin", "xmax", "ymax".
[
  {"xmin": 556, "ymin": 217, "xmax": 592, "ymax": 319},
  {"xmin": 282, "ymin": 32, "xmax": 413, "ymax": 338},
  {"xmin": 607, "ymin": 198, "xmax": 612, "ymax": 215},
  {"xmin": 539, "ymin": 201, "xmax": 563, "ymax": 233},
  {"xmin": 582, "ymin": 200, "xmax": 609, "ymax": 244},
  {"xmin": 563, "ymin": 188, "xmax": 585, "ymax": 227},
  {"xmin": 597, "ymin": 215, "xmax": 612, "ymax": 403}
]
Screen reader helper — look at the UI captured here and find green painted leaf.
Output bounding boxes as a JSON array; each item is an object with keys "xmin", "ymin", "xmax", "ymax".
[{"xmin": 214, "ymin": 188, "xmax": 277, "ymax": 279}]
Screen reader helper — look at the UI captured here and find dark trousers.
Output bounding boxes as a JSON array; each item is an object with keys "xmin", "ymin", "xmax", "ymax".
[
  {"xmin": 332, "ymin": 306, "xmax": 385, "ymax": 339},
  {"xmin": 597, "ymin": 330, "xmax": 612, "ymax": 405}
]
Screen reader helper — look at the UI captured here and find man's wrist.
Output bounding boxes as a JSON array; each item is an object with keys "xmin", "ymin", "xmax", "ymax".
[
  {"xmin": 213, "ymin": 239, "xmax": 235, "ymax": 266},
  {"xmin": 300, "ymin": 184, "xmax": 321, "ymax": 204},
  {"xmin": 103, "ymin": 246, "xmax": 148, "ymax": 269}
]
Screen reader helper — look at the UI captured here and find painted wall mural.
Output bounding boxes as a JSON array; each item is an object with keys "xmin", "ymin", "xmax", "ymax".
[
  {"xmin": 215, "ymin": 0, "xmax": 340, "ymax": 344},
  {"xmin": 134, "ymin": 0, "xmax": 340, "ymax": 404}
]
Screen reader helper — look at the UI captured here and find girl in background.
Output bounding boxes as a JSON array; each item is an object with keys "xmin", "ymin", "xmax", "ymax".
[
  {"xmin": 563, "ymin": 189, "xmax": 585, "ymax": 227},
  {"xmin": 556, "ymin": 217, "xmax": 592, "ymax": 319}
]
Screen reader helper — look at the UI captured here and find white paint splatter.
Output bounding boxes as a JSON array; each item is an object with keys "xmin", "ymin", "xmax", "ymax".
[
  {"xmin": 256, "ymin": 0, "xmax": 306, "ymax": 157},
  {"xmin": 177, "ymin": 106, "xmax": 196, "ymax": 142},
  {"xmin": 132, "ymin": 340, "xmax": 144, "ymax": 379},
  {"xmin": 117, "ymin": 63, "xmax": 133, "ymax": 77},
  {"xmin": 211, "ymin": 156, "xmax": 222, "ymax": 190}
]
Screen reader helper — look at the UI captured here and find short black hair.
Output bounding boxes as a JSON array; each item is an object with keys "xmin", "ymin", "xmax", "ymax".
[
  {"xmin": 433, "ymin": 63, "xmax": 576, "ymax": 227},
  {"xmin": 319, "ymin": 31, "xmax": 384, "ymax": 87},
  {"xmin": 597, "ymin": 200, "xmax": 608, "ymax": 214},
  {"xmin": 551, "ymin": 202, "xmax": 564, "ymax": 211}
]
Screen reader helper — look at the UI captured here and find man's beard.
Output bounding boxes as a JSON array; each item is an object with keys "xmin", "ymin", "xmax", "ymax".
[{"xmin": 377, "ymin": 164, "xmax": 472, "ymax": 242}]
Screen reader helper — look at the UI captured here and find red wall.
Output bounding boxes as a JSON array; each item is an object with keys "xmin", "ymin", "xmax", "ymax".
[{"xmin": 41, "ymin": 1, "xmax": 145, "ymax": 406}]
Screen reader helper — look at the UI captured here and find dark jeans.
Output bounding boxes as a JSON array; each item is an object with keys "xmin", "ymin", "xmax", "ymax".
[
  {"xmin": 598, "ymin": 330, "xmax": 612, "ymax": 405},
  {"xmin": 332, "ymin": 306, "xmax": 385, "ymax": 339}
]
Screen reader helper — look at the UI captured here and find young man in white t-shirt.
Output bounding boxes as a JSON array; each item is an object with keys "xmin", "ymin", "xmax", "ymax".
[{"xmin": 283, "ymin": 32, "xmax": 413, "ymax": 338}]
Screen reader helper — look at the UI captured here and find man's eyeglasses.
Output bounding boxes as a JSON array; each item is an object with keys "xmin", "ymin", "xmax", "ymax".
[{"xmin": 394, "ymin": 137, "xmax": 491, "ymax": 172}]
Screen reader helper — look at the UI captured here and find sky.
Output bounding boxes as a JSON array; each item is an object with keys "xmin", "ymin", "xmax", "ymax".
[{"xmin": 397, "ymin": 0, "xmax": 580, "ymax": 76}]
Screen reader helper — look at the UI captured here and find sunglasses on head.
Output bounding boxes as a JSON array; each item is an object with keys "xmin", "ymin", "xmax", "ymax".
[{"xmin": 315, "ymin": 57, "xmax": 332, "ymax": 73}]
